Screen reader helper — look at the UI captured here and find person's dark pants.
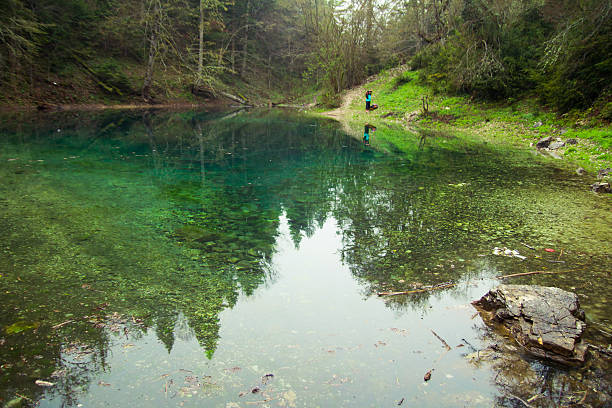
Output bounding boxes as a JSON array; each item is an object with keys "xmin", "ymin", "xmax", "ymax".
[{"xmin": 366, "ymin": 101, "xmax": 371, "ymax": 110}]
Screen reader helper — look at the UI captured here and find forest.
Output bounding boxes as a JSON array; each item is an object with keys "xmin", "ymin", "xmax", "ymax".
[{"xmin": 0, "ymin": 0, "xmax": 611, "ymax": 115}]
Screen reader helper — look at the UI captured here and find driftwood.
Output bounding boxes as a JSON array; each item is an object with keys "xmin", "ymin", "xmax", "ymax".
[{"xmin": 378, "ymin": 282, "xmax": 455, "ymax": 297}]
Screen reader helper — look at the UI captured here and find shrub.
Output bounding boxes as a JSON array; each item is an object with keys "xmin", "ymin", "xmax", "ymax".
[{"xmin": 321, "ymin": 91, "xmax": 341, "ymax": 108}]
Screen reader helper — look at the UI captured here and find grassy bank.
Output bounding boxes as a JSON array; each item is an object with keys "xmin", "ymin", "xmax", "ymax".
[{"xmin": 321, "ymin": 69, "xmax": 611, "ymax": 174}]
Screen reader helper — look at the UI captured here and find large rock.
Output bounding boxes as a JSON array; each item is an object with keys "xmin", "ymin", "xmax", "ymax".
[
  {"xmin": 474, "ymin": 285, "xmax": 588, "ymax": 365},
  {"xmin": 548, "ymin": 140, "xmax": 565, "ymax": 150},
  {"xmin": 536, "ymin": 136, "xmax": 552, "ymax": 149},
  {"xmin": 592, "ymin": 182, "xmax": 611, "ymax": 193}
]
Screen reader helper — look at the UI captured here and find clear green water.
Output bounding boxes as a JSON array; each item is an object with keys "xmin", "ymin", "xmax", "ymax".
[{"xmin": 0, "ymin": 109, "xmax": 610, "ymax": 407}]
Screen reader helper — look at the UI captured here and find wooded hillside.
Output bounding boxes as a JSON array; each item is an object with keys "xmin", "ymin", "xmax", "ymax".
[{"xmin": 0, "ymin": 0, "xmax": 610, "ymax": 117}]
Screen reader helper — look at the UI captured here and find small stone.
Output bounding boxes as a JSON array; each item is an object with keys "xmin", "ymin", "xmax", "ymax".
[
  {"xmin": 566, "ymin": 138, "xmax": 577, "ymax": 144},
  {"xmin": 576, "ymin": 167, "xmax": 586, "ymax": 175}
]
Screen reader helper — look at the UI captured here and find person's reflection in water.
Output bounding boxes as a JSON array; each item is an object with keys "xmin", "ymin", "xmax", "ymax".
[{"xmin": 363, "ymin": 123, "xmax": 376, "ymax": 146}]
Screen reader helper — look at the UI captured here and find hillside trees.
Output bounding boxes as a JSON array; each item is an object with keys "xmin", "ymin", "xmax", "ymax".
[
  {"xmin": 300, "ymin": 0, "xmax": 385, "ymax": 104},
  {"xmin": 538, "ymin": 0, "xmax": 612, "ymax": 112},
  {"xmin": 0, "ymin": 0, "xmax": 609, "ymax": 114},
  {"xmin": 399, "ymin": 0, "xmax": 610, "ymax": 112},
  {"xmin": 0, "ymin": 0, "xmax": 45, "ymax": 89}
]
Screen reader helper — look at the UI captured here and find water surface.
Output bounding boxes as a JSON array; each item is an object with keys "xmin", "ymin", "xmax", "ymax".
[{"xmin": 1, "ymin": 109, "xmax": 610, "ymax": 407}]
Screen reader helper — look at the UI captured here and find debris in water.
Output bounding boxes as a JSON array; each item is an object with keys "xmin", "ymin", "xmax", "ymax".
[
  {"xmin": 424, "ymin": 370, "xmax": 432, "ymax": 381},
  {"xmin": 35, "ymin": 380, "xmax": 55, "ymax": 387},
  {"xmin": 492, "ymin": 247, "xmax": 526, "ymax": 260}
]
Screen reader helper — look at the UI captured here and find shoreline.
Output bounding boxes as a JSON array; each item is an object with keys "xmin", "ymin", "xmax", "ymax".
[
  {"xmin": 313, "ymin": 72, "xmax": 611, "ymax": 175},
  {"xmin": 0, "ymin": 98, "xmax": 237, "ymax": 113}
]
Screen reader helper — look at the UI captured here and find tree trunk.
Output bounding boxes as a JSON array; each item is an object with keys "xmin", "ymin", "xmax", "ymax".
[
  {"xmin": 268, "ymin": 54, "xmax": 272, "ymax": 90},
  {"xmin": 143, "ymin": 0, "xmax": 160, "ymax": 102},
  {"xmin": 231, "ymin": 39, "xmax": 235, "ymax": 72},
  {"xmin": 142, "ymin": 30, "xmax": 158, "ymax": 102},
  {"xmin": 365, "ymin": 0, "xmax": 373, "ymax": 52},
  {"xmin": 197, "ymin": 0, "xmax": 204, "ymax": 84},
  {"xmin": 241, "ymin": 0, "xmax": 251, "ymax": 77}
]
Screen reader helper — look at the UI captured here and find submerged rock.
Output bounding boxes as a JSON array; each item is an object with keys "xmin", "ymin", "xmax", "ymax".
[{"xmin": 473, "ymin": 285, "xmax": 588, "ymax": 365}]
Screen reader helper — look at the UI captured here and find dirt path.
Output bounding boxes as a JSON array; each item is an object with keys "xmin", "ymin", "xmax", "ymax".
[{"xmin": 321, "ymin": 86, "xmax": 364, "ymax": 120}]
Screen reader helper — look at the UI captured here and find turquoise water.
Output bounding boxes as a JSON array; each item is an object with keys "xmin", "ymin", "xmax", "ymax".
[{"xmin": 0, "ymin": 109, "xmax": 610, "ymax": 407}]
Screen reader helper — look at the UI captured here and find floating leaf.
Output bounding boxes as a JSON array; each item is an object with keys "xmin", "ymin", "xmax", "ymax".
[{"xmin": 6, "ymin": 321, "xmax": 39, "ymax": 335}]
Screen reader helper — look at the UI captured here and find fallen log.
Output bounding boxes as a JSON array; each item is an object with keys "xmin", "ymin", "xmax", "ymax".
[{"xmin": 218, "ymin": 91, "xmax": 252, "ymax": 106}]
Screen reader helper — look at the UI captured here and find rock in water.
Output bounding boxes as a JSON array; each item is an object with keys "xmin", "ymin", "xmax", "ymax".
[{"xmin": 473, "ymin": 285, "xmax": 588, "ymax": 365}]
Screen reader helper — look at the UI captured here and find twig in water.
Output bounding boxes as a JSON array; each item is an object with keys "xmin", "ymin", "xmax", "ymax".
[
  {"xmin": 506, "ymin": 392, "xmax": 533, "ymax": 408},
  {"xmin": 52, "ymin": 320, "xmax": 74, "ymax": 329},
  {"xmin": 378, "ymin": 282, "xmax": 455, "ymax": 296},
  {"xmin": 431, "ymin": 330, "xmax": 452, "ymax": 351},
  {"xmin": 497, "ymin": 269, "xmax": 582, "ymax": 279},
  {"xmin": 245, "ymin": 399, "xmax": 276, "ymax": 405},
  {"xmin": 521, "ymin": 242, "xmax": 535, "ymax": 250}
]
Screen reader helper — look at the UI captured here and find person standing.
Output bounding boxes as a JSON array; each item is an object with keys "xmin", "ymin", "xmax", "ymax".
[{"xmin": 365, "ymin": 90, "xmax": 372, "ymax": 112}]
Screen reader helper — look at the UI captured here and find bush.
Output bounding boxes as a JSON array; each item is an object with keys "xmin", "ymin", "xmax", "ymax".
[
  {"xmin": 410, "ymin": 6, "xmax": 551, "ymax": 101},
  {"xmin": 391, "ymin": 70, "xmax": 413, "ymax": 89},
  {"xmin": 600, "ymin": 102, "xmax": 612, "ymax": 122},
  {"xmin": 321, "ymin": 91, "xmax": 341, "ymax": 108}
]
